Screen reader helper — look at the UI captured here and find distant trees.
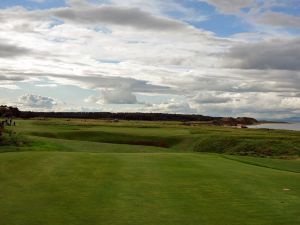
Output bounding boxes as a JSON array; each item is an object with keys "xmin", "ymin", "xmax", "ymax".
[
  {"xmin": 0, "ymin": 105, "xmax": 20, "ymax": 118},
  {"xmin": 0, "ymin": 105, "xmax": 257, "ymax": 125},
  {"xmin": 19, "ymin": 111, "xmax": 220, "ymax": 122}
]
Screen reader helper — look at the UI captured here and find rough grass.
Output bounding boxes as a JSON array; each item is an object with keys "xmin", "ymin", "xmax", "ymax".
[
  {"xmin": 28, "ymin": 130, "xmax": 181, "ymax": 148},
  {"xmin": 0, "ymin": 129, "xmax": 28, "ymax": 147},
  {"xmin": 189, "ymin": 126, "xmax": 300, "ymax": 156},
  {"xmin": 4, "ymin": 118, "xmax": 300, "ymax": 157},
  {"xmin": 192, "ymin": 135, "xmax": 300, "ymax": 156}
]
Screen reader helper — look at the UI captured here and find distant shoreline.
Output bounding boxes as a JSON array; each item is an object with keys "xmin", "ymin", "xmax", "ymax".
[
  {"xmin": 248, "ymin": 122, "xmax": 300, "ymax": 132},
  {"xmin": 258, "ymin": 121, "xmax": 289, "ymax": 124}
]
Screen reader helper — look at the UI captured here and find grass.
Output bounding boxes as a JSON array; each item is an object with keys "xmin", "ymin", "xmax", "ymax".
[
  {"xmin": 28, "ymin": 130, "xmax": 181, "ymax": 148},
  {"xmin": 4, "ymin": 118, "xmax": 300, "ymax": 156},
  {"xmin": 0, "ymin": 118, "xmax": 300, "ymax": 225},
  {"xmin": 224, "ymin": 155, "xmax": 300, "ymax": 173}
]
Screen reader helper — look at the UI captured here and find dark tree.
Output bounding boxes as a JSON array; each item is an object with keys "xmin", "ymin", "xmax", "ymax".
[{"xmin": 0, "ymin": 105, "xmax": 20, "ymax": 118}]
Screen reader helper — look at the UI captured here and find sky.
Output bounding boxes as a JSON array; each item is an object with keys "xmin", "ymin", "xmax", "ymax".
[{"xmin": 0, "ymin": 0, "xmax": 300, "ymax": 119}]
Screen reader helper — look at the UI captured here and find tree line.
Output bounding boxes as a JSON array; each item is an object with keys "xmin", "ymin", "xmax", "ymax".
[
  {"xmin": 1, "ymin": 105, "xmax": 219, "ymax": 122},
  {"xmin": 19, "ymin": 111, "xmax": 220, "ymax": 122},
  {"xmin": 0, "ymin": 105, "xmax": 257, "ymax": 125}
]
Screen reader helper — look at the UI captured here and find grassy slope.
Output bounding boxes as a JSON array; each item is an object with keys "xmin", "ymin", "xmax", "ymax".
[
  {"xmin": 3, "ymin": 119, "xmax": 299, "ymax": 156},
  {"xmin": 188, "ymin": 127, "xmax": 300, "ymax": 156},
  {"xmin": 0, "ymin": 119, "xmax": 300, "ymax": 225},
  {"xmin": 0, "ymin": 152, "xmax": 300, "ymax": 225}
]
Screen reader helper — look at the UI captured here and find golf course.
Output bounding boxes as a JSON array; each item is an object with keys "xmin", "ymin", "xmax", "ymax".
[{"xmin": 1, "ymin": 119, "xmax": 300, "ymax": 225}]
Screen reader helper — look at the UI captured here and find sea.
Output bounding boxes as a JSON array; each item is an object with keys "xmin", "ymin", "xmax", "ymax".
[{"xmin": 248, "ymin": 123, "xmax": 300, "ymax": 131}]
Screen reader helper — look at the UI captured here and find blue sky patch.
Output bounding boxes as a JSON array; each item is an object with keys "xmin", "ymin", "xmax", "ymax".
[{"xmin": 0, "ymin": 0, "xmax": 65, "ymax": 10}]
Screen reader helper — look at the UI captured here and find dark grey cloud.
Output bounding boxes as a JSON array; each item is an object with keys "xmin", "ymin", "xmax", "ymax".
[
  {"xmin": 0, "ymin": 42, "xmax": 31, "ymax": 58},
  {"xmin": 225, "ymin": 38, "xmax": 300, "ymax": 71},
  {"xmin": 0, "ymin": 74, "xmax": 25, "ymax": 81},
  {"xmin": 52, "ymin": 5, "xmax": 187, "ymax": 31}
]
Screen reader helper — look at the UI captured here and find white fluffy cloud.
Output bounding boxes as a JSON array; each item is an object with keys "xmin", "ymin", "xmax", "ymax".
[
  {"xmin": 18, "ymin": 94, "xmax": 58, "ymax": 109},
  {"xmin": 101, "ymin": 88, "xmax": 138, "ymax": 104},
  {"xmin": 145, "ymin": 99, "xmax": 197, "ymax": 114}
]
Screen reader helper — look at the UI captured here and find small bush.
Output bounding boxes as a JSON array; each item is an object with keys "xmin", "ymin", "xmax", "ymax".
[{"xmin": 0, "ymin": 129, "xmax": 27, "ymax": 147}]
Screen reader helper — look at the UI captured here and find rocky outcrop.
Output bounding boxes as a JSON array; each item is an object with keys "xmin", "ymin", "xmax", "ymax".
[
  {"xmin": 213, "ymin": 117, "xmax": 257, "ymax": 126},
  {"xmin": 236, "ymin": 117, "xmax": 258, "ymax": 125}
]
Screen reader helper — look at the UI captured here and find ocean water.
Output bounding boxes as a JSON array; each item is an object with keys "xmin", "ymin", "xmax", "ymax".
[{"xmin": 248, "ymin": 123, "xmax": 300, "ymax": 131}]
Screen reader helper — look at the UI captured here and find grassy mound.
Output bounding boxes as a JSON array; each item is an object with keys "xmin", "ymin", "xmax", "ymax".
[
  {"xmin": 193, "ymin": 135, "xmax": 300, "ymax": 156},
  {"xmin": 29, "ymin": 130, "xmax": 181, "ymax": 148}
]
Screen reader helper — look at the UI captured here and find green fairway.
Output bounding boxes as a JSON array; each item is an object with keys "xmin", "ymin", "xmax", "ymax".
[{"xmin": 0, "ymin": 119, "xmax": 300, "ymax": 225}]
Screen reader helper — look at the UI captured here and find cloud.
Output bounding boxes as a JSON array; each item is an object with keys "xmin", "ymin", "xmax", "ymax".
[
  {"xmin": 193, "ymin": 92, "xmax": 232, "ymax": 104},
  {"xmin": 53, "ymin": 5, "xmax": 188, "ymax": 31},
  {"xmin": 190, "ymin": 92, "xmax": 300, "ymax": 118},
  {"xmin": 0, "ymin": 1, "xmax": 299, "ymax": 118},
  {"xmin": 65, "ymin": 0, "xmax": 89, "ymax": 7},
  {"xmin": 255, "ymin": 11, "xmax": 300, "ymax": 29},
  {"xmin": 18, "ymin": 94, "xmax": 58, "ymax": 109},
  {"xmin": 0, "ymin": 84, "xmax": 20, "ymax": 90},
  {"xmin": 84, "ymin": 95, "xmax": 100, "ymax": 104},
  {"xmin": 147, "ymin": 99, "xmax": 197, "ymax": 114},
  {"xmin": 55, "ymin": 74, "xmax": 174, "ymax": 94},
  {"xmin": 200, "ymin": 0, "xmax": 300, "ymax": 31},
  {"xmin": 29, "ymin": 0, "xmax": 47, "ymax": 3},
  {"xmin": 101, "ymin": 88, "xmax": 138, "ymax": 104},
  {"xmin": 85, "ymin": 89, "xmax": 138, "ymax": 105},
  {"xmin": 199, "ymin": 0, "xmax": 253, "ymax": 14},
  {"xmin": 0, "ymin": 41, "xmax": 31, "ymax": 58},
  {"xmin": 224, "ymin": 38, "xmax": 300, "ymax": 70},
  {"xmin": 0, "ymin": 74, "xmax": 25, "ymax": 81}
]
